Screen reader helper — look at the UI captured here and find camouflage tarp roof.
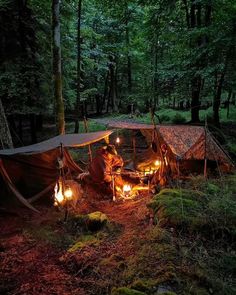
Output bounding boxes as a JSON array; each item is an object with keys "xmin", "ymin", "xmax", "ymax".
[{"xmin": 95, "ymin": 119, "xmax": 232, "ymax": 164}]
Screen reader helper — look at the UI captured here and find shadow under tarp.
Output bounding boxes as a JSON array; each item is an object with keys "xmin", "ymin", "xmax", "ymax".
[{"xmin": 0, "ymin": 130, "xmax": 113, "ymax": 211}]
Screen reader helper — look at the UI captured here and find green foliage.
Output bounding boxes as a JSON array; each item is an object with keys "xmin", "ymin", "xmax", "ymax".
[
  {"xmin": 172, "ymin": 113, "xmax": 187, "ymax": 124},
  {"xmin": 111, "ymin": 287, "xmax": 147, "ymax": 295},
  {"xmin": 1, "ymin": 0, "xmax": 236, "ymax": 127}
]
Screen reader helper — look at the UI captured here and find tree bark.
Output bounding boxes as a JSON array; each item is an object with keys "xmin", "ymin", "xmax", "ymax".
[
  {"xmin": 125, "ymin": 15, "xmax": 132, "ymax": 92},
  {"xmin": 0, "ymin": 98, "xmax": 13, "ymax": 149},
  {"xmin": 189, "ymin": 0, "xmax": 210, "ymax": 123},
  {"xmin": 191, "ymin": 77, "xmax": 201, "ymax": 122},
  {"xmin": 226, "ymin": 90, "xmax": 232, "ymax": 118},
  {"xmin": 182, "ymin": 0, "xmax": 190, "ymax": 28},
  {"xmin": 74, "ymin": 0, "xmax": 82, "ymax": 133},
  {"xmin": 108, "ymin": 56, "xmax": 118, "ymax": 113},
  {"xmin": 153, "ymin": 42, "xmax": 159, "ymax": 109},
  {"xmin": 101, "ymin": 71, "xmax": 109, "ymax": 113},
  {"xmin": 213, "ymin": 72, "xmax": 224, "ymax": 127},
  {"xmin": 52, "ymin": 0, "xmax": 65, "ymax": 135}
]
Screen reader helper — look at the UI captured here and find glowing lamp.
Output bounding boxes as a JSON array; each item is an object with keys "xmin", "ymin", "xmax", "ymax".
[
  {"xmin": 116, "ymin": 137, "xmax": 120, "ymax": 144},
  {"xmin": 64, "ymin": 187, "xmax": 73, "ymax": 200},
  {"xmin": 54, "ymin": 183, "xmax": 64, "ymax": 204},
  {"xmin": 154, "ymin": 160, "xmax": 161, "ymax": 166}
]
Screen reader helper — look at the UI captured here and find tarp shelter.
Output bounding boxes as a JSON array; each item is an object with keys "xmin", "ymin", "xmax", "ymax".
[
  {"xmin": 95, "ymin": 119, "xmax": 234, "ymax": 175},
  {"xmin": 0, "ymin": 130, "xmax": 113, "ymax": 212}
]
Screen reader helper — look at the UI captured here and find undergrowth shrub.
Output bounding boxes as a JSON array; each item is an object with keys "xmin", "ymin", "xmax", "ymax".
[
  {"xmin": 172, "ymin": 113, "xmax": 186, "ymax": 124},
  {"xmin": 159, "ymin": 114, "xmax": 171, "ymax": 123}
]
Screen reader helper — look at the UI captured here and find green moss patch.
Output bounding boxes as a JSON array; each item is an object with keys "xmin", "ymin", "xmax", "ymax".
[
  {"xmin": 67, "ymin": 234, "xmax": 101, "ymax": 253},
  {"xmin": 66, "ymin": 211, "xmax": 109, "ymax": 233},
  {"xmin": 111, "ymin": 287, "xmax": 147, "ymax": 295}
]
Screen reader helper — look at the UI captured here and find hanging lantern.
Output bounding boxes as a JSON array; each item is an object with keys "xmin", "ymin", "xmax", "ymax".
[
  {"xmin": 64, "ymin": 187, "xmax": 73, "ymax": 200},
  {"xmin": 154, "ymin": 159, "xmax": 161, "ymax": 167},
  {"xmin": 54, "ymin": 182, "xmax": 64, "ymax": 204},
  {"xmin": 116, "ymin": 136, "xmax": 120, "ymax": 144}
]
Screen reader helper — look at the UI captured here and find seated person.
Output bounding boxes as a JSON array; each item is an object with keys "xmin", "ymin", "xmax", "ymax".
[{"xmin": 88, "ymin": 144, "xmax": 124, "ymax": 195}]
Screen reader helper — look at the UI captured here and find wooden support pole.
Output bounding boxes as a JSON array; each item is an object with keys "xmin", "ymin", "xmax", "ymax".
[
  {"xmin": 150, "ymin": 108, "xmax": 166, "ymax": 179},
  {"xmin": 112, "ymin": 173, "xmax": 116, "ymax": 201},
  {"xmin": 132, "ymin": 130, "xmax": 136, "ymax": 166}
]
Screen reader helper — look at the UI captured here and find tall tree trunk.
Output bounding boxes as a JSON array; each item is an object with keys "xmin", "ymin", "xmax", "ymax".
[
  {"xmin": 213, "ymin": 72, "xmax": 224, "ymax": 127},
  {"xmin": 74, "ymin": 0, "xmax": 82, "ymax": 133},
  {"xmin": 190, "ymin": 0, "xmax": 201, "ymax": 123},
  {"xmin": 0, "ymin": 98, "xmax": 13, "ymax": 149},
  {"xmin": 191, "ymin": 77, "xmax": 201, "ymax": 122},
  {"xmin": 226, "ymin": 90, "xmax": 232, "ymax": 118},
  {"xmin": 125, "ymin": 2, "xmax": 132, "ymax": 92},
  {"xmin": 213, "ymin": 43, "xmax": 233, "ymax": 126},
  {"xmin": 182, "ymin": 0, "xmax": 190, "ymax": 28},
  {"xmin": 108, "ymin": 56, "xmax": 118, "ymax": 113},
  {"xmin": 52, "ymin": 0, "xmax": 65, "ymax": 135},
  {"xmin": 101, "ymin": 71, "xmax": 109, "ymax": 113},
  {"xmin": 153, "ymin": 42, "xmax": 159, "ymax": 109}
]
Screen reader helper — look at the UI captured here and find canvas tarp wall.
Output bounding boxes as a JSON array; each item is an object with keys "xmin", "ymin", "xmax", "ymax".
[
  {"xmin": 0, "ymin": 130, "xmax": 113, "ymax": 155},
  {"xmin": 0, "ymin": 130, "xmax": 113, "ymax": 211}
]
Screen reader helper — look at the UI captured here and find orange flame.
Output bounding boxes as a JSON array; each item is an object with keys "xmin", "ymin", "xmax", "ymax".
[
  {"xmin": 54, "ymin": 182, "xmax": 64, "ymax": 204},
  {"xmin": 123, "ymin": 184, "xmax": 132, "ymax": 196}
]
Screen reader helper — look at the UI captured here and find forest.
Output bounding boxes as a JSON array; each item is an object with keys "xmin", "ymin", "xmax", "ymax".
[
  {"xmin": 0, "ymin": 0, "xmax": 236, "ymax": 145},
  {"xmin": 0, "ymin": 1, "xmax": 236, "ymax": 295}
]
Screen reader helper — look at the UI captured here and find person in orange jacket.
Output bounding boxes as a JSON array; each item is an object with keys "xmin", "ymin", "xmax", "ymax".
[{"xmin": 88, "ymin": 144, "xmax": 124, "ymax": 188}]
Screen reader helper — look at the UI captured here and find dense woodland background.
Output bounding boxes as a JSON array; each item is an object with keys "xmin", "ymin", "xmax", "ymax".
[{"xmin": 0, "ymin": 0, "xmax": 236, "ymax": 147}]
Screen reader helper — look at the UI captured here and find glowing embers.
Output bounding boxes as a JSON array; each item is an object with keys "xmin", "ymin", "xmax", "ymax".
[
  {"xmin": 54, "ymin": 180, "xmax": 73, "ymax": 206},
  {"xmin": 115, "ymin": 183, "xmax": 137, "ymax": 199}
]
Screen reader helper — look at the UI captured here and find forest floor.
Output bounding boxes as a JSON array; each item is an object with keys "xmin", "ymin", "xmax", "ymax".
[
  {"xmin": 1, "ymin": 175, "xmax": 236, "ymax": 295},
  {"xmin": 0, "ymin": 191, "xmax": 155, "ymax": 295}
]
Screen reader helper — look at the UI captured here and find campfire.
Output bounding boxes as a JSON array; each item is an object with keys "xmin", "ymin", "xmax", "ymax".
[
  {"xmin": 113, "ymin": 159, "xmax": 162, "ymax": 200},
  {"xmin": 115, "ymin": 184, "xmax": 137, "ymax": 199},
  {"xmin": 123, "ymin": 184, "xmax": 132, "ymax": 197}
]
